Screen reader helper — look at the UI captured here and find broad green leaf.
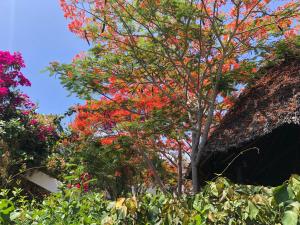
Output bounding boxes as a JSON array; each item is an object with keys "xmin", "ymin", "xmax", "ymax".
[
  {"xmin": 273, "ymin": 183, "xmax": 294, "ymax": 204},
  {"xmin": 282, "ymin": 202, "xmax": 300, "ymax": 225},
  {"xmin": 248, "ymin": 201, "xmax": 259, "ymax": 220},
  {"xmin": 193, "ymin": 214, "xmax": 202, "ymax": 225},
  {"xmin": 10, "ymin": 211, "xmax": 21, "ymax": 220}
]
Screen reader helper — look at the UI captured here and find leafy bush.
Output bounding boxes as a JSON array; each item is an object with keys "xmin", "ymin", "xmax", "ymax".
[{"xmin": 1, "ymin": 175, "xmax": 300, "ymax": 225}]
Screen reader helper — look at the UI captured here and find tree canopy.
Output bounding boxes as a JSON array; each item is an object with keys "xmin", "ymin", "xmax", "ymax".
[{"xmin": 52, "ymin": 0, "xmax": 300, "ymax": 192}]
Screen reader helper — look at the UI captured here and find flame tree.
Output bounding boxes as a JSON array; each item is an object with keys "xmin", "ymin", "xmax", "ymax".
[{"xmin": 52, "ymin": 0, "xmax": 300, "ymax": 192}]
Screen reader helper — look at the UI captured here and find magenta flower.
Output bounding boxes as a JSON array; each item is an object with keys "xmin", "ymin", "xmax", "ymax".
[
  {"xmin": 0, "ymin": 87, "xmax": 8, "ymax": 96},
  {"xmin": 29, "ymin": 119, "xmax": 38, "ymax": 126}
]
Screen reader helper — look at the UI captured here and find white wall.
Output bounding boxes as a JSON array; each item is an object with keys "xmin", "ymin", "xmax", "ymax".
[{"xmin": 24, "ymin": 170, "xmax": 62, "ymax": 193}]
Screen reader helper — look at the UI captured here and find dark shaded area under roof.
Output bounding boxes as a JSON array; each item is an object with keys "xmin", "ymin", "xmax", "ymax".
[
  {"xmin": 201, "ymin": 124, "xmax": 300, "ymax": 186},
  {"xmin": 191, "ymin": 59, "xmax": 300, "ymax": 186}
]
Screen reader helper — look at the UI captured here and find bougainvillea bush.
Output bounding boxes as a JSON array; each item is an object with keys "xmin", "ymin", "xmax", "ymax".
[
  {"xmin": 1, "ymin": 175, "xmax": 300, "ymax": 225},
  {"xmin": 0, "ymin": 51, "xmax": 59, "ymax": 187}
]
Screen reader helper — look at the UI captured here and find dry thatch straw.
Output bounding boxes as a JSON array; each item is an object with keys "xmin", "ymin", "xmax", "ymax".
[{"xmin": 204, "ymin": 59, "xmax": 300, "ymax": 153}]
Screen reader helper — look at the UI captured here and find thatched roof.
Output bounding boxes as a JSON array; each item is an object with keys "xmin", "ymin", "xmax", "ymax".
[{"xmin": 204, "ymin": 59, "xmax": 300, "ymax": 153}]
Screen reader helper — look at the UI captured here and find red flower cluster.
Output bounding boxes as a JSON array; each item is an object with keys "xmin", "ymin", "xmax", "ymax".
[{"xmin": 67, "ymin": 172, "xmax": 92, "ymax": 192}]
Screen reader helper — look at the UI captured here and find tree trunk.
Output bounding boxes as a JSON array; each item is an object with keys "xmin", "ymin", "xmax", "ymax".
[
  {"xmin": 191, "ymin": 163, "xmax": 200, "ymax": 193},
  {"xmin": 191, "ymin": 130, "xmax": 201, "ymax": 193},
  {"xmin": 177, "ymin": 147, "xmax": 183, "ymax": 196},
  {"xmin": 191, "ymin": 63, "xmax": 223, "ymax": 193}
]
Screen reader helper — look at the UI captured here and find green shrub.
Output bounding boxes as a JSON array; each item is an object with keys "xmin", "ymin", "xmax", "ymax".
[{"xmin": 2, "ymin": 175, "xmax": 300, "ymax": 225}]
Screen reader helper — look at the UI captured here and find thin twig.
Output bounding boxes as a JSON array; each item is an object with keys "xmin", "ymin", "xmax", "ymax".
[{"xmin": 213, "ymin": 147, "xmax": 260, "ymax": 180}]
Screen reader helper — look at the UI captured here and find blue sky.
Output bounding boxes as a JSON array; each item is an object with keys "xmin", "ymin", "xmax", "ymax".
[{"xmin": 0, "ymin": 0, "xmax": 88, "ymax": 117}]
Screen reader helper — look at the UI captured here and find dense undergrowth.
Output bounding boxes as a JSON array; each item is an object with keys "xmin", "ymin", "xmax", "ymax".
[{"xmin": 1, "ymin": 175, "xmax": 300, "ymax": 225}]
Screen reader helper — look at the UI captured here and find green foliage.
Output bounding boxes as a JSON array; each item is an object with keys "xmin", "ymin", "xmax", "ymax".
[
  {"xmin": 0, "ymin": 199, "xmax": 14, "ymax": 224},
  {"xmin": 273, "ymin": 175, "xmax": 300, "ymax": 225},
  {"xmin": 259, "ymin": 36, "xmax": 300, "ymax": 70},
  {"xmin": 0, "ymin": 188, "xmax": 29, "ymax": 225},
  {"xmin": 54, "ymin": 136, "xmax": 136, "ymax": 198},
  {"xmin": 2, "ymin": 175, "xmax": 300, "ymax": 224},
  {"xmin": 0, "ymin": 114, "xmax": 60, "ymax": 189},
  {"xmin": 274, "ymin": 36, "xmax": 300, "ymax": 61},
  {"xmin": 52, "ymin": 135, "xmax": 171, "ymax": 199}
]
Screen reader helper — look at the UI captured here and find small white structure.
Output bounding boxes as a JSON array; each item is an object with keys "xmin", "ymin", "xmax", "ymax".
[{"xmin": 23, "ymin": 170, "xmax": 62, "ymax": 193}]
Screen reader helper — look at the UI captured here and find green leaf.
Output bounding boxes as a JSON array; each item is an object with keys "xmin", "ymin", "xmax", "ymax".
[
  {"xmin": 0, "ymin": 199, "xmax": 15, "ymax": 215},
  {"xmin": 273, "ymin": 183, "xmax": 295, "ymax": 204},
  {"xmin": 210, "ymin": 183, "xmax": 219, "ymax": 197},
  {"xmin": 282, "ymin": 202, "xmax": 300, "ymax": 225},
  {"xmin": 63, "ymin": 175, "xmax": 77, "ymax": 181},
  {"xmin": 193, "ymin": 214, "xmax": 202, "ymax": 225},
  {"xmin": 248, "ymin": 201, "xmax": 259, "ymax": 220},
  {"xmin": 289, "ymin": 175, "xmax": 300, "ymax": 201},
  {"xmin": 10, "ymin": 211, "xmax": 21, "ymax": 220}
]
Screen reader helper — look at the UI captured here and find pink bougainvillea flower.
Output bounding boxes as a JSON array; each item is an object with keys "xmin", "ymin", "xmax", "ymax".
[
  {"xmin": 29, "ymin": 119, "xmax": 38, "ymax": 126},
  {"xmin": 0, "ymin": 87, "xmax": 8, "ymax": 96}
]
